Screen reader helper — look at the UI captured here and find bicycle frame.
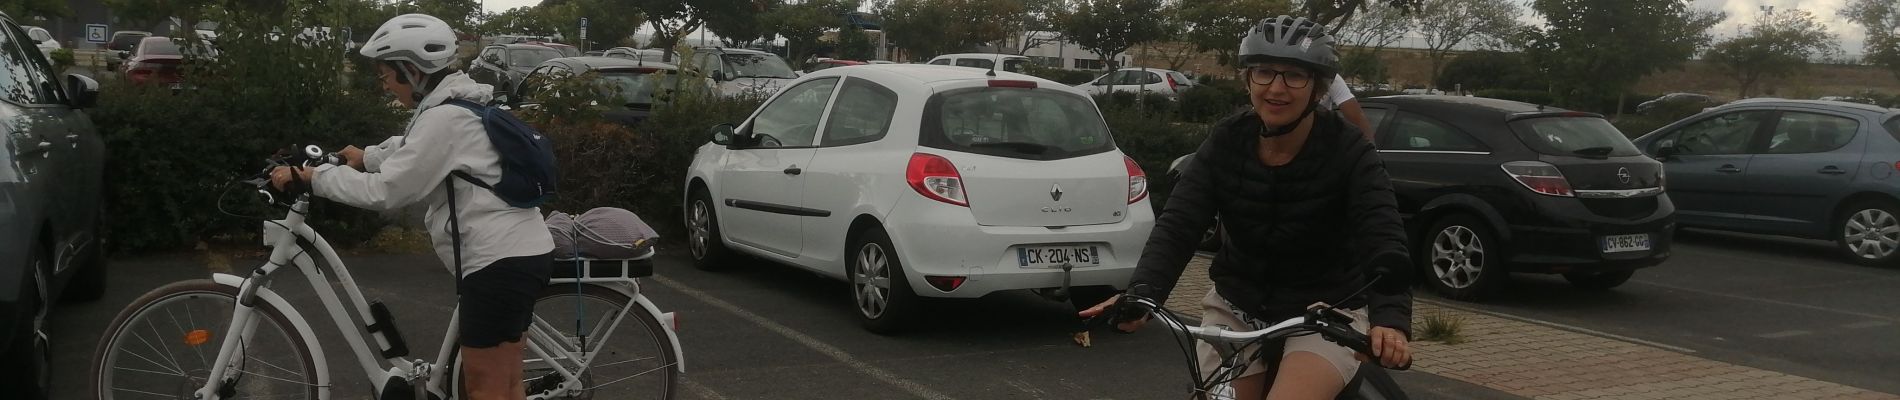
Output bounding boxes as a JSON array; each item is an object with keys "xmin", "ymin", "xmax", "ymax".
[{"xmin": 192, "ymin": 196, "xmax": 685, "ymax": 400}]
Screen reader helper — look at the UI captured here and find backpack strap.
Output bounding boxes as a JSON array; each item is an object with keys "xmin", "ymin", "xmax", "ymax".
[{"xmin": 440, "ymin": 98, "xmax": 499, "ymax": 191}]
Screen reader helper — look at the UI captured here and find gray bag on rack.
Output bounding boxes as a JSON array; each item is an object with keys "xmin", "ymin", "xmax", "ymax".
[{"xmin": 546, "ymin": 207, "xmax": 659, "ymax": 259}]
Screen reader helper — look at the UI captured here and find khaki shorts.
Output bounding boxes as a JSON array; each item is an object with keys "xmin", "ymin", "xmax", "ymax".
[{"xmin": 1194, "ymin": 290, "xmax": 1370, "ymax": 383}]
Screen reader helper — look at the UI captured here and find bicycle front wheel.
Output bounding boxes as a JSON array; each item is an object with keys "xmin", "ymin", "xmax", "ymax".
[
  {"xmin": 453, "ymin": 283, "xmax": 678, "ymax": 400},
  {"xmin": 90, "ymin": 280, "xmax": 322, "ymax": 400}
]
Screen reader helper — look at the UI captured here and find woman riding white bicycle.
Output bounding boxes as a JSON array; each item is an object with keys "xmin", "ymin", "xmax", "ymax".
[
  {"xmin": 1082, "ymin": 15, "xmax": 1415, "ymax": 400},
  {"xmin": 271, "ymin": 13, "xmax": 556, "ymax": 400}
]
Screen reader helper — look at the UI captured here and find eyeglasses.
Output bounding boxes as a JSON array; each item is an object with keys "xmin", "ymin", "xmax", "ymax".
[{"xmin": 1247, "ymin": 67, "xmax": 1314, "ymax": 89}]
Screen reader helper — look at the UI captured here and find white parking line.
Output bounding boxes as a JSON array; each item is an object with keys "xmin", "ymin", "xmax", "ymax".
[
  {"xmin": 651, "ymin": 276, "xmax": 957, "ymax": 400},
  {"xmin": 1629, "ymin": 280, "xmax": 1900, "ymax": 323},
  {"xmin": 682, "ymin": 377, "xmax": 729, "ymax": 400},
  {"xmin": 1756, "ymin": 330, "xmax": 1812, "ymax": 339}
]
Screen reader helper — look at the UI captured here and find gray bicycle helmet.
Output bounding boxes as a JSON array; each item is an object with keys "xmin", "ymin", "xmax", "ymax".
[{"xmin": 1238, "ymin": 15, "xmax": 1339, "ymax": 77}]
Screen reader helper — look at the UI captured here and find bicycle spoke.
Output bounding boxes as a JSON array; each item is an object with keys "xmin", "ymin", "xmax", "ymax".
[
  {"xmin": 112, "ymin": 365, "xmax": 186, "ymax": 378},
  {"xmin": 246, "ymin": 351, "xmax": 307, "ymax": 379},
  {"xmin": 169, "ymin": 306, "xmax": 213, "ymax": 369},
  {"xmin": 126, "ymin": 332, "xmax": 185, "ymax": 375},
  {"xmin": 113, "ymin": 386, "xmax": 189, "ymax": 398},
  {"xmin": 585, "ymin": 363, "xmax": 678, "ymax": 391},
  {"xmin": 588, "ymin": 356, "xmax": 660, "ymax": 368},
  {"xmin": 143, "ymin": 318, "xmax": 187, "ymax": 373}
]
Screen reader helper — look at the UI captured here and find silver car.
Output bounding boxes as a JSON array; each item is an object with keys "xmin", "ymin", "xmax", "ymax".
[{"xmin": 1632, "ymin": 99, "xmax": 1900, "ymax": 265}]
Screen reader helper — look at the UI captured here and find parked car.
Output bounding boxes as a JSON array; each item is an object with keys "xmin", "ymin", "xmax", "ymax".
[
  {"xmin": 104, "ymin": 30, "xmax": 150, "ymax": 70},
  {"xmin": 684, "ymin": 65, "xmax": 1154, "ymax": 332},
  {"xmin": 1632, "ymin": 98, "xmax": 1900, "ymax": 265},
  {"xmin": 926, "ymin": 53, "xmax": 1028, "ymax": 73},
  {"xmin": 511, "ymin": 57, "xmax": 714, "ymax": 126},
  {"xmin": 119, "ymin": 36, "xmax": 190, "ymax": 87},
  {"xmin": 1171, "ymin": 96, "xmax": 1675, "ymax": 300},
  {"xmin": 469, "ymin": 43, "xmax": 569, "ymax": 95},
  {"xmin": 1, "ymin": 13, "xmax": 109, "ymax": 399},
  {"xmin": 1637, "ymin": 93, "xmax": 1718, "ymax": 115},
  {"xmin": 691, "ymin": 47, "xmax": 800, "ymax": 97},
  {"xmin": 866, "ymin": 60, "xmax": 897, "ymax": 65},
  {"xmin": 1078, "ymin": 68, "xmax": 1195, "ymax": 99},
  {"xmin": 21, "ymin": 26, "xmax": 57, "ymax": 59},
  {"xmin": 1816, "ymin": 96, "xmax": 1879, "ymax": 106},
  {"xmin": 802, "ymin": 58, "xmax": 866, "ymax": 73},
  {"xmin": 520, "ymin": 41, "xmax": 581, "ymax": 57},
  {"xmin": 602, "ymin": 47, "xmax": 680, "ymax": 63}
]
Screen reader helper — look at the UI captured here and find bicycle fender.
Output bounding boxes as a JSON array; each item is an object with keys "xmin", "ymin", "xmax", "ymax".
[
  {"xmin": 633, "ymin": 294, "xmax": 686, "ymax": 373},
  {"xmin": 212, "ymin": 273, "xmax": 333, "ymax": 399}
]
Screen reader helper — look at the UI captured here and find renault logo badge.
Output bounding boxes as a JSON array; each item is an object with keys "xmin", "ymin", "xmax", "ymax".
[{"xmin": 1051, "ymin": 184, "xmax": 1064, "ymax": 201}]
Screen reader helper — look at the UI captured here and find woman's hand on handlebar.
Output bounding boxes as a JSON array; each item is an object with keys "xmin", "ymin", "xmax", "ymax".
[
  {"xmin": 269, "ymin": 166, "xmax": 315, "ymax": 192},
  {"xmin": 339, "ymin": 145, "xmax": 366, "ymax": 171},
  {"xmin": 1362, "ymin": 326, "xmax": 1412, "ymax": 369},
  {"xmin": 1078, "ymin": 294, "xmax": 1150, "ymax": 333}
]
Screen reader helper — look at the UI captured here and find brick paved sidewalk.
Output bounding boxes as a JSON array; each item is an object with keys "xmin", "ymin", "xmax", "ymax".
[{"xmin": 1165, "ymin": 255, "xmax": 1900, "ymax": 400}]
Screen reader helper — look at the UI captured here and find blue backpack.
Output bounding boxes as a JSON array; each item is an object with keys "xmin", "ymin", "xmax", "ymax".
[{"xmin": 440, "ymin": 98, "xmax": 557, "ymax": 208}]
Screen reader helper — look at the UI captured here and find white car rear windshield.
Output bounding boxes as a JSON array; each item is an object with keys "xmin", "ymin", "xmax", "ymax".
[{"xmin": 921, "ymin": 87, "xmax": 1114, "ymax": 160}]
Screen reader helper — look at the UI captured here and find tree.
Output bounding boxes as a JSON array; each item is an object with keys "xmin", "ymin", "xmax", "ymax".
[
  {"xmin": 1843, "ymin": 0, "xmax": 1900, "ymax": 80},
  {"xmin": 1174, "ymin": 0, "xmax": 1291, "ymax": 70},
  {"xmin": 1332, "ymin": 1, "xmax": 1408, "ymax": 50},
  {"xmin": 1433, "ymin": 50, "xmax": 1541, "ymax": 91},
  {"xmin": 1303, "ymin": 0, "xmax": 1420, "ymax": 27},
  {"xmin": 1339, "ymin": 49, "xmax": 1386, "ymax": 84},
  {"xmin": 875, "ymin": 0, "xmax": 1020, "ymax": 60},
  {"xmin": 1054, "ymin": 0, "xmax": 1168, "ymax": 70},
  {"xmin": 707, "ymin": 0, "xmax": 781, "ymax": 47},
  {"xmin": 767, "ymin": 0, "xmax": 856, "ymax": 68},
  {"xmin": 1707, "ymin": 9, "xmax": 1839, "ymax": 98},
  {"xmin": 1414, "ymin": 0, "xmax": 1520, "ymax": 84},
  {"xmin": 0, "ymin": 0, "xmax": 71, "ymax": 22},
  {"xmin": 635, "ymin": 0, "xmax": 730, "ymax": 61},
  {"xmin": 101, "ymin": 0, "xmax": 211, "ymax": 32},
  {"xmin": 1522, "ymin": 0, "xmax": 1724, "ymax": 113},
  {"xmin": 836, "ymin": 25, "xmax": 879, "ymax": 60},
  {"xmin": 406, "ymin": 0, "xmax": 482, "ymax": 33}
]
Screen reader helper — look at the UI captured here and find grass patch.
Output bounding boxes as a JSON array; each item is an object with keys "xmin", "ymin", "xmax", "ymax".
[
  {"xmin": 1417, "ymin": 310, "xmax": 1468, "ymax": 345},
  {"xmin": 367, "ymin": 226, "xmax": 433, "ymax": 254}
]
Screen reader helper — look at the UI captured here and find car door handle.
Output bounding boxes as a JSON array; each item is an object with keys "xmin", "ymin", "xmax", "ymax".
[
  {"xmin": 1716, "ymin": 165, "xmax": 1742, "ymax": 173},
  {"xmin": 783, "ymin": 166, "xmax": 802, "ymax": 175},
  {"xmin": 1819, "ymin": 166, "xmax": 1846, "ymax": 175}
]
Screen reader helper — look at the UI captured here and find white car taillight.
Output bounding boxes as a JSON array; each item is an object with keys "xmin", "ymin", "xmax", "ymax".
[
  {"xmin": 1126, "ymin": 155, "xmax": 1149, "ymax": 203},
  {"xmin": 1501, "ymin": 161, "xmax": 1574, "ymax": 197},
  {"xmin": 907, "ymin": 153, "xmax": 968, "ymax": 207}
]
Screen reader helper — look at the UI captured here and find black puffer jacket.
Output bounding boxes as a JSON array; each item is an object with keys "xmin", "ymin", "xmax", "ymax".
[{"xmin": 1128, "ymin": 109, "xmax": 1414, "ymax": 336}]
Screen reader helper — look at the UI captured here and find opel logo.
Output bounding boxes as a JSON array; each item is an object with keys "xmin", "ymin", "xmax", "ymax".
[
  {"xmin": 1617, "ymin": 167, "xmax": 1632, "ymax": 185},
  {"xmin": 1051, "ymin": 184, "xmax": 1064, "ymax": 202}
]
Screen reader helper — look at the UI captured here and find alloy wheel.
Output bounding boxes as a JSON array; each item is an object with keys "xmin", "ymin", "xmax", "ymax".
[
  {"xmin": 1845, "ymin": 208, "xmax": 1900, "ymax": 260},
  {"xmin": 689, "ymin": 200, "xmax": 711, "ymax": 260},
  {"xmin": 853, "ymin": 243, "xmax": 891, "ymax": 319},
  {"xmin": 1432, "ymin": 225, "xmax": 1486, "ymax": 289}
]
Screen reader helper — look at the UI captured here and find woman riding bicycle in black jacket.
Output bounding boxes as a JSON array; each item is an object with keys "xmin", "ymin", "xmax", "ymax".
[{"xmin": 1083, "ymin": 15, "xmax": 1414, "ymax": 400}]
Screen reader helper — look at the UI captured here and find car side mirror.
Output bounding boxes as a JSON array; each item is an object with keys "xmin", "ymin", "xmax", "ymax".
[
  {"xmin": 711, "ymin": 124, "xmax": 737, "ymax": 146},
  {"xmin": 116, "ymin": 50, "xmax": 129, "ymax": 59},
  {"xmin": 66, "ymin": 74, "xmax": 100, "ymax": 109}
]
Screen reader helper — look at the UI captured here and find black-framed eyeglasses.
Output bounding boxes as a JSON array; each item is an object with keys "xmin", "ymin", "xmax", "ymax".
[{"xmin": 1247, "ymin": 67, "xmax": 1314, "ymax": 89}]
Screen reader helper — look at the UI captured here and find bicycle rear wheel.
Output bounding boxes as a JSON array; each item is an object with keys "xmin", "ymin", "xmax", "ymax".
[
  {"xmin": 90, "ymin": 280, "xmax": 321, "ymax": 400},
  {"xmin": 452, "ymin": 283, "xmax": 678, "ymax": 400}
]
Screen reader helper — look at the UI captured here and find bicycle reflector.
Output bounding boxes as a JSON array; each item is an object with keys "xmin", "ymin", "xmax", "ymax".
[{"xmin": 184, "ymin": 329, "xmax": 213, "ymax": 346}]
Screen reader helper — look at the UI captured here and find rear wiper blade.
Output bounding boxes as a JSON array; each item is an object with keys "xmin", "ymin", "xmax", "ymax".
[
  {"xmin": 1571, "ymin": 146, "xmax": 1614, "ymax": 156},
  {"xmin": 970, "ymin": 141, "xmax": 1050, "ymax": 154}
]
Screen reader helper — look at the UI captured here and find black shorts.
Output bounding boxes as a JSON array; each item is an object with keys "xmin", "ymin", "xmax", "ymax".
[{"xmin": 459, "ymin": 252, "xmax": 553, "ymax": 348}]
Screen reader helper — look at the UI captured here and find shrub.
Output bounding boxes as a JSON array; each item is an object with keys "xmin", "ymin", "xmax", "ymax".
[
  {"xmin": 1098, "ymin": 97, "xmax": 1212, "ymax": 213},
  {"xmin": 1023, "ymin": 63, "xmax": 1100, "ymax": 85},
  {"xmin": 49, "ymin": 48, "xmax": 74, "ymax": 71},
  {"xmin": 1178, "ymin": 82, "xmax": 1247, "ymax": 123},
  {"xmin": 93, "ymin": 13, "xmax": 405, "ymax": 253}
]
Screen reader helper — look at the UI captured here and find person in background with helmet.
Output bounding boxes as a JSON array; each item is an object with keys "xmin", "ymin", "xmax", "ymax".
[
  {"xmin": 1081, "ymin": 15, "xmax": 1413, "ymax": 399},
  {"xmin": 271, "ymin": 13, "xmax": 555, "ymax": 400}
]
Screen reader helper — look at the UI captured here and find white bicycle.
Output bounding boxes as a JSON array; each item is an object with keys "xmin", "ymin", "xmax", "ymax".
[{"xmin": 89, "ymin": 147, "xmax": 684, "ymax": 400}]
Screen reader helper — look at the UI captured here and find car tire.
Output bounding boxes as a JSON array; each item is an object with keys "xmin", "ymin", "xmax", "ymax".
[
  {"xmin": 849, "ymin": 228, "xmax": 921, "ymax": 334},
  {"xmin": 687, "ymin": 189, "xmax": 736, "ymax": 271},
  {"xmin": 1420, "ymin": 214, "xmax": 1507, "ymax": 301},
  {"xmin": 3, "ymin": 244, "xmax": 53, "ymax": 399},
  {"xmin": 1562, "ymin": 270, "xmax": 1635, "ymax": 290},
  {"xmin": 1835, "ymin": 199, "xmax": 1900, "ymax": 266}
]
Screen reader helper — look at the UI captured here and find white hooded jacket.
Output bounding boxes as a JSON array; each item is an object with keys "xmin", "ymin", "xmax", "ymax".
[{"xmin": 313, "ymin": 72, "xmax": 555, "ymax": 277}]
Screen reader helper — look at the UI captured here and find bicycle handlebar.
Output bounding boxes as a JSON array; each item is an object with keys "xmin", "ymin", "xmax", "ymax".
[
  {"xmin": 242, "ymin": 145, "xmax": 345, "ymax": 205},
  {"xmin": 1120, "ymin": 295, "xmax": 1410, "ymax": 371}
]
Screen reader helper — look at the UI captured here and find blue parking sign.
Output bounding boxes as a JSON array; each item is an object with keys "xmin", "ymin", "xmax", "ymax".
[{"xmin": 85, "ymin": 24, "xmax": 108, "ymax": 43}]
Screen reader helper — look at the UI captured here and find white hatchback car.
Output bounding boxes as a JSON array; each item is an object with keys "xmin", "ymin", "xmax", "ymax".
[
  {"xmin": 1079, "ymin": 68, "xmax": 1195, "ymax": 99},
  {"xmin": 684, "ymin": 65, "xmax": 1156, "ymax": 332}
]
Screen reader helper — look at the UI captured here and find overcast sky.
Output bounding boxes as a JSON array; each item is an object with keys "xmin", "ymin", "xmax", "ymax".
[{"xmin": 478, "ymin": 0, "xmax": 1874, "ymax": 56}]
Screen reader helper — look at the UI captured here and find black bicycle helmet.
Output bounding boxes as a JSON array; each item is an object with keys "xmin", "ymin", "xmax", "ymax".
[{"xmin": 1238, "ymin": 15, "xmax": 1340, "ymax": 77}]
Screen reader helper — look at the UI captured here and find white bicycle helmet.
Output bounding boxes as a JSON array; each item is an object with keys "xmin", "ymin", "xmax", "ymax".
[{"xmin": 359, "ymin": 14, "xmax": 459, "ymax": 73}]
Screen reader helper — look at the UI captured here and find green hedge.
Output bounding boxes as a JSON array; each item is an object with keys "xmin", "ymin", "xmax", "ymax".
[
  {"xmin": 1097, "ymin": 95, "xmax": 1214, "ymax": 213},
  {"xmin": 94, "ymin": 16, "xmax": 404, "ymax": 253},
  {"xmin": 1475, "ymin": 89, "xmax": 1555, "ymax": 106}
]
